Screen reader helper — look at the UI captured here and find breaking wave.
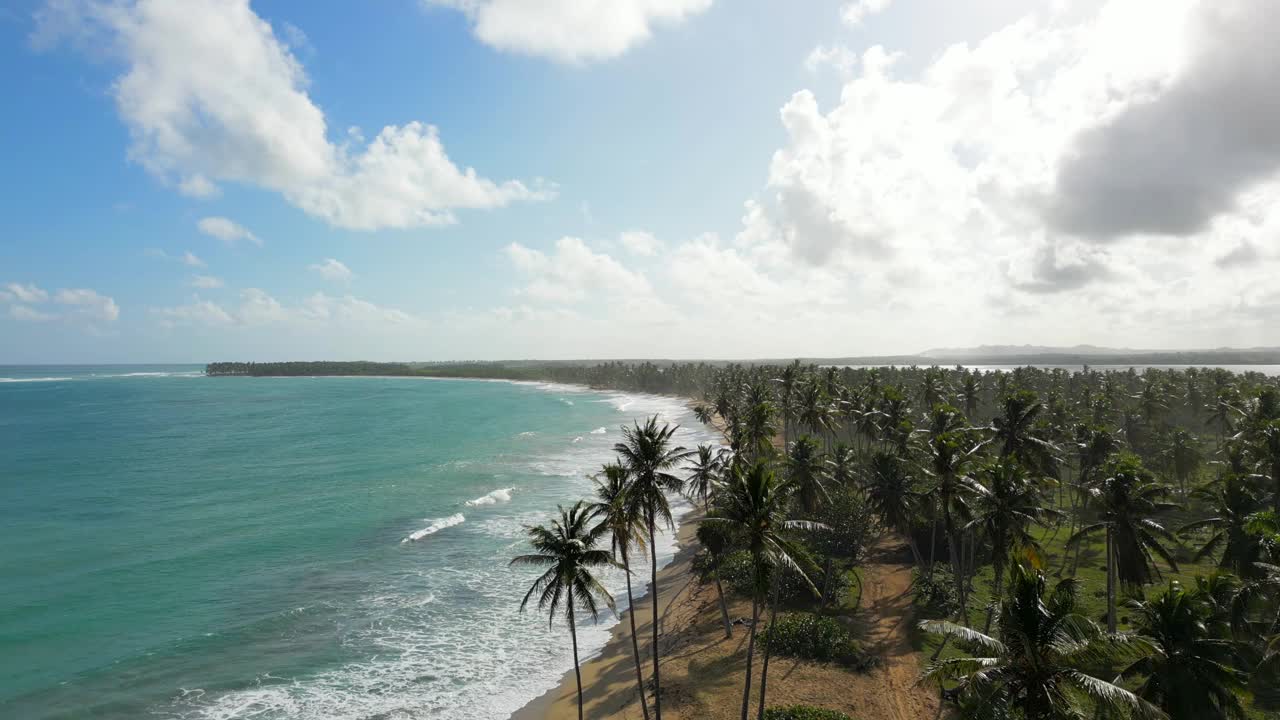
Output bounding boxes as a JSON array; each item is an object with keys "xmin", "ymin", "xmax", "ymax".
[
  {"xmin": 402, "ymin": 513, "xmax": 465, "ymax": 542},
  {"xmin": 465, "ymin": 488, "xmax": 513, "ymax": 507}
]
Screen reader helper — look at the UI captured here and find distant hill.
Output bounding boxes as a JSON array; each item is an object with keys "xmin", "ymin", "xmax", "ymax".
[{"xmin": 919, "ymin": 344, "xmax": 1146, "ymax": 358}]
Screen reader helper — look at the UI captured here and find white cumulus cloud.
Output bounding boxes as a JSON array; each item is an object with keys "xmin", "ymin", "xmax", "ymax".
[
  {"xmin": 198, "ymin": 217, "xmax": 261, "ymax": 246},
  {"xmin": 423, "ymin": 0, "xmax": 713, "ymax": 63},
  {"xmin": 35, "ymin": 0, "xmax": 549, "ymax": 230},
  {"xmin": 309, "ymin": 258, "xmax": 352, "ymax": 284}
]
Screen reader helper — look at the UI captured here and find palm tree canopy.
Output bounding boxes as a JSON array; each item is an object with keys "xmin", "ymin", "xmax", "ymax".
[
  {"xmin": 587, "ymin": 462, "xmax": 648, "ymax": 562},
  {"xmin": 921, "ymin": 562, "xmax": 1164, "ymax": 720},
  {"xmin": 614, "ymin": 416, "xmax": 696, "ymax": 530},
  {"xmin": 705, "ymin": 461, "xmax": 823, "ymax": 595},
  {"xmin": 1123, "ymin": 582, "xmax": 1249, "ymax": 720},
  {"xmin": 511, "ymin": 500, "xmax": 617, "ymax": 627}
]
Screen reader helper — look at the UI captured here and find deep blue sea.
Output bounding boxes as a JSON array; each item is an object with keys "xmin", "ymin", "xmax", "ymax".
[{"xmin": 0, "ymin": 366, "xmax": 717, "ymax": 720}]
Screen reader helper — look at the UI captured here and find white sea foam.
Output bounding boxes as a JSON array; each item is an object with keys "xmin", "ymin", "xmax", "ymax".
[
  {"xmin": 166, "ymin": 380, "xmax": 724, "ymax": 720},
  {"xmin": 0, "ymin": 376, "xmax": 73, "ymax": 383},
  {"xmin": 516, "ymin": 431, "xmax": 537, "ymax": 437},
  {"xmin": 402, "ymin": 513, "xmax": 465, "ymax": 542},
  {"xmin": 559, "ymin": 398, "xmax": 574, "ymax": 406},
  {"xmin": 589, "ymin": 427, "xmax": 606, "ymax": 434},
  {"xmin": 465, "ymin": 487, "xmax": 513, "ymax": 507},
  {"xmin": 571, "ymin": 436, "xmax": 583, "ymax": 443}
]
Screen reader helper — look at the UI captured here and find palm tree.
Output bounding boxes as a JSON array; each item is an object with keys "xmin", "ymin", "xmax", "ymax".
[
  {"xmin": 685, "ymin": 444, "xmax": 722, "ymax": 514},
  {"xmin": 587, "ymin": 464, "xmax": 652, "ymax": 720},
  {"xmin": 920, "ymin": 562, "xmax": 1163, "ymax": 720},
  {"xmin": 959, "ymin": 372, "xmax": 982, "ymax": 418},
  {"xmin": 1123, "ymin": 582, "xmax": 1248, "ymax": 720},
  {"xmin": 737, "ymin": 380, "xmax": 779, "ymax": 461},
  {"xmin": 920, "ymin": 430, "xmax": 986, "ymax": 621},
  {"xmin": 696, "ymin": 521, "xmax": 735, "ymax": 638},
  {"xmin": 1161, "ymin": 429, "xmax": 1202, "ymax": 497},
  {"xmin": 992, "ymin": 389, "xmax": 1058, "ymax": 477},
  {"xmin": 614, "ymin": 416, "xmax": 694, "ymax": 720},
  {"xmin": 967, "ymin": 459, "xmax": 1059, "ymax": 632},
  {"xmin": 1179, "ymin": 474, "xmax": 1265, "ymax": 577},
  {"xmin": 1254, "ymin": 419, "xmax": 1280, "ymax": 515},
  {"xmin": 827, "ymin": 443, "xmax": 858, "ymax": 495},
  {"xmin": 774, "ymin": 360, "xmax": 801, "ymax": 446},
  {"xmin": 512, "ymin": 501, "xmax": 617, "ymax": 720},
  {"xmin": 866, "ymin": 450, "xmax": 925, "ymax": 567},
  {"xmin": 785, "ymin": 436, "xmax": 829, "ymax": 515},
  {"xmin": 1067, "ymin": 454, "xmax": 1181, "ymax": 632},
  {"xmin": 705, "ymin": 461, "xmax": 819, "ymax": 720}
]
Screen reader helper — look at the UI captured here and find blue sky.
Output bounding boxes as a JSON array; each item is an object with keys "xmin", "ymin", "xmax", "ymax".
[{"xmin": 2, "ymin": 0, "xmax": 1277, "ymax": 362}]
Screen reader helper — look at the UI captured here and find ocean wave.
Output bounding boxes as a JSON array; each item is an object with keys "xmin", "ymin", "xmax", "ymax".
[
  {"xmin": 559, "ymin": 398, "xmax": 574, "ymax": 406},
  {"xmin": 402, "ymin": 513, "xmax": 465, "ymax": 542},
  {"xmin": 589, "ymin": 427, "xmax": 606, "ymax": 434},
  {"xmin": 99, "ymin": 371, "xmax": 204, "ymax": 378},
  {"xmin": 571, "ymin": 436, "xmax": 583, "ymax": 444},
  {"xmin": 0, "ymin": 376, "xmax": 73, "ymax": 383},
  {"xmin": 465, "ymin": 488, "xmax": 513, "ymax": 507},
  {"xmin": 516, "ymin": 431, "xmax": 537, "ymax": 437}
]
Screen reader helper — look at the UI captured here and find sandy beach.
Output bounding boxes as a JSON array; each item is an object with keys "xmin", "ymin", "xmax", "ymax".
[{"xmin": 509, "ymin": 515, "xmax": 940, "ymax": 720}]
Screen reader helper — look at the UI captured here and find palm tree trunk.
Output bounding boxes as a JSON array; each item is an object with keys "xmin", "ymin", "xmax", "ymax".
[
  {"xmin": 756, "ymin": 574, "xmax": 781, "ymax": 720},
  {"xmin": 649, "ymin": 512, "xmax": 663, "ymax": 720},
  {"xmin": 706, "ymin": 500, "xmax": 732, "ymax": 639},
  {"xmin": 927, "ymin": 519, "xmax": 937, "ymax": 579},
  {"xmin": 741, "ymin": 591, "xmax": 760, "ymax": 720},
  {"xmin": 984, "ymin": 554, "xmax": 1003, "ymax": 634},
  {"xmin": 820, "ymin": 555, "xmax": 834, "ymax": 609},
  {"xmin": 570, "ymin": 603, "xmax": 584, "ymax": 720},
  {"xmin": 1105, "ymin": 525, "xmax": 1116, "ymax": 633},
  {"xmin": 624, "ymin": 561, "xmax": 653, "ymax": 720}
]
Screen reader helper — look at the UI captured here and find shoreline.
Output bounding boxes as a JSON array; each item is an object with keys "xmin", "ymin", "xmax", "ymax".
[
  {"xmin": 510, "ymin": 509, "xmax": 703, "ymax": 720},
  {"xmin": 511, "ymin": 401, "xmax": 724, "ymax": 720}
]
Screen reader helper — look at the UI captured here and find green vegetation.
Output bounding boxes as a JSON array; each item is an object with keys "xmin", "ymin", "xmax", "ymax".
[
  {"xmin": 215, "ymin": 358, "xmax": 1280, "ymax": 718},
  {"xmin": 761, "ymin": 613, "xmax": 872, "ymax": 670},
  {"xmin": 509, "ymin": 501, "xmax": 616, "ymax": 720}
]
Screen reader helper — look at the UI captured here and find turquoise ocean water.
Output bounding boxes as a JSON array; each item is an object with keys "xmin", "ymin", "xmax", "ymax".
[{"xmin": 0, "ymin": 367, "xmax": 718, "ymax": 720}]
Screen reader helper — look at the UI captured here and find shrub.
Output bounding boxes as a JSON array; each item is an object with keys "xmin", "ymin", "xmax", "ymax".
[
  {"xmin": 717, "ymin": 551, "xmax": 847, "ymax": 604},
  {"xmin": 912, "ymin": 565, "xmax": 959, "ymax": 617},
  {"xmin": 802, "ymin": 488, "xmax": 876, "ymax": 563},
  {"xmin": 763, "ymin": 705, "xmax": 855, "ymax": 720},
  {"xmin": 760, "ymin": 613, "xmax": 874, "ymax": 670}
]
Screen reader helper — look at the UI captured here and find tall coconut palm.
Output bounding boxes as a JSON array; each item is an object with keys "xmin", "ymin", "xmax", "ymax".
[
  {"xmin": 1123, "ymin": 582, "xmax": 1249, "ymax": 720},
  {"xmin": 920, "ymin": 562, "xmax": 1163, "ymax": 720},
  {"xmin": 1254, "ymin": 419, "xmax": 1280, "ymax": 515},
  {"xmin": 696, "ymin": 521, "xmax": 734, "ymax": 638},
  {"xmin": 684, "ymin": 444, "xmax": 723, "ymax": 514},
  {"xmin": 959, "ymin": 372, "xmax": 982, "ymax": 419},
  {"xmin": 1067, "ymin": 454, "xmax": 1181, "ymax": 632},
  {"xmin": 866, "ymin": 450, "xmax": 925, "ymax": 568},
  {"xmin": 614, "ymin": 417, "xmax": 694, "ymax": 720},
  {"xmin": 967, "ymin": 459, "xmax": 1059, "ymax": 632},
  {"xmin": 920, "ymin": 430, "xmax": 986, "ymax": 620},
  {"xmin": 587, "ymin": 464, "xmax": 652, "ymax": 720},
  {"xmin": 785, "ymin": 436, "xmax": 829, "ymax": 515},
  {"xmin": 705, "ymin": 461, "xmax": 819, "ymax": 720},
  {"xmin": 993, "ymin": 389, "xmax": 1059, "ymax": 477},
  {"xmin": 512, "ymin": 502, "xmax": 617, "ymax": 720},
  {"xmin": 1179, "ymin": 474, "xmax": 1265, "ymax": 577},
  {"xmin": 774, "ymin": 360, "xmax": 802, "ymax": 446},
  {"xmin": 827, "ymin": 443, "xmax": 858, "ymax": 495},
  {"xmin": 1161, "ymin": 429, "xmax": 1202, "ymax": 497}
]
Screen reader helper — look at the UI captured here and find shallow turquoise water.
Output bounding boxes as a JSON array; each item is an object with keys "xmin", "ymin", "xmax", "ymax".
[{"xmin": 0, "ymin": 367, "xmax": 715, "ymax": 719}]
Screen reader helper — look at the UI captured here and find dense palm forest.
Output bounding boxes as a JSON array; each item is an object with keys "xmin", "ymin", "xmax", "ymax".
[
  {"xmin": 208, "ymin": 359, "xmax": 1280, "ymax": 718},
  {"xmin": 499, "ymin": 361, "xmax": 1280, "ymax": 720}
]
